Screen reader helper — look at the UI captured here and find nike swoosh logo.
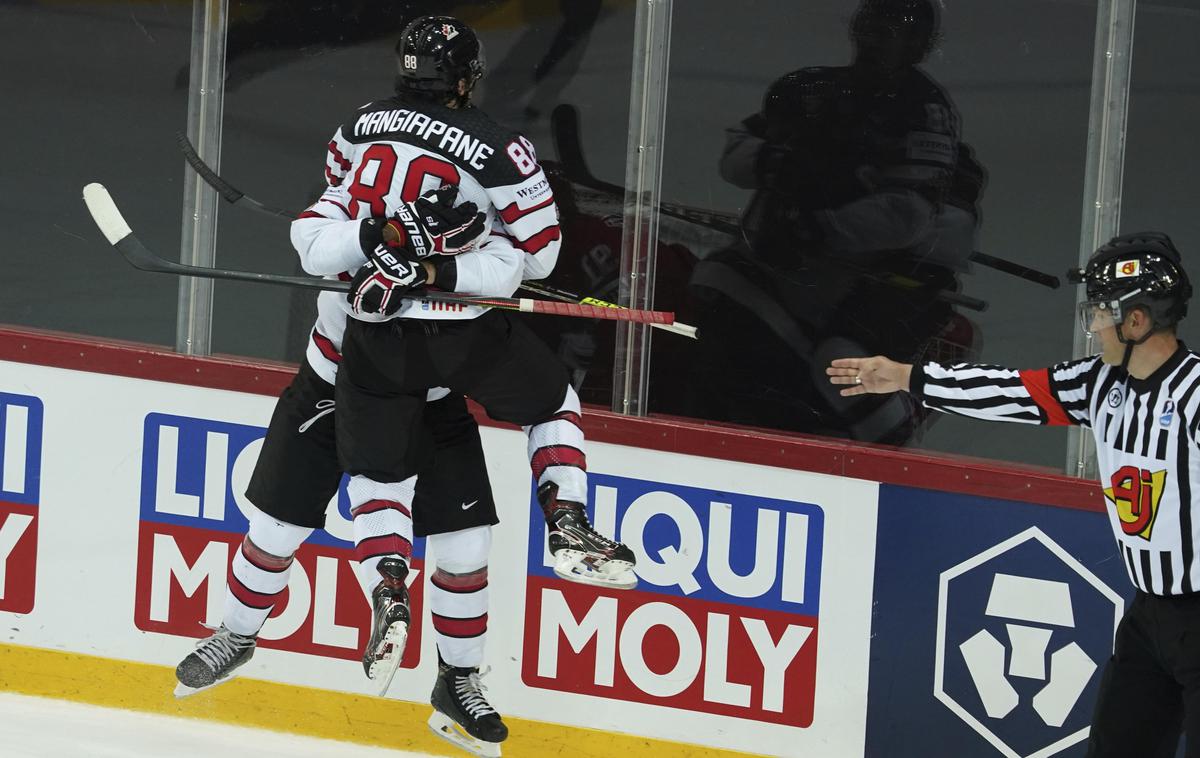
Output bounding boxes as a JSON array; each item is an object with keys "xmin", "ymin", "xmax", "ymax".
[
  {"xmin": 297, "ymin": 399, "xmax": 335, "ymax": 433},
  {"xmin": 461, "ymin": 500, "xmax": 478, "ymax": 510}
]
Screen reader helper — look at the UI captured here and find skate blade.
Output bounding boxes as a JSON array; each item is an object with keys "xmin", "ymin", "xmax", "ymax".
[
  {"xmin": 427, "ymin": 711, "xmax": 502, "ymax": 757},
  {"xmin": 367, "ymin": 621, "xmax": 409, "ymax": 697},
  {"xmin": 554, "ymin": 552, "xmax": 637, "ymax": 590},
  {"xmin": 173, "ymin": 673, "xmax": 235, "ymax": 699}
]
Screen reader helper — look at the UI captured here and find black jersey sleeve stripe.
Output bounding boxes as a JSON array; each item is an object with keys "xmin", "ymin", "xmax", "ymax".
[
  {"xmin": 946, "ymin": 374, "xmax": 1026, "ymax": 391},
  {"xmin": 923, "ymin": 393, "xmax": 1041, "ymax": 412},
  {"xmin": 1054, "ymin": 357, "xmax": 1101, "ymax": 427},
  {"xmin": 933, "ymin": 406, "xmax": 1043, "ymax": 423},
  {"xmin": 909, "ymin": 363, "xmax": 929, "ymax": 400}
]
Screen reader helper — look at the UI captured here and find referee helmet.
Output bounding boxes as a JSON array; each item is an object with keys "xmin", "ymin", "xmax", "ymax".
[{"xmin": 1074, "ymin": 232, "xmax": 1192, "ymax": 338}]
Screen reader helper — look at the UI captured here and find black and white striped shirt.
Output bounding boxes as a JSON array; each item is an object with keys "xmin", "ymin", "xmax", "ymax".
[{"xmin": 911, "ymin": 345, "xmax": 1200, "ymax": 595}]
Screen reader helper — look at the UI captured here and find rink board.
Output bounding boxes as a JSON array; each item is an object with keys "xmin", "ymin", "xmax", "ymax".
[{"xmin": 0, "ymin": 328, "xmax": 1115, "ymax": 758}]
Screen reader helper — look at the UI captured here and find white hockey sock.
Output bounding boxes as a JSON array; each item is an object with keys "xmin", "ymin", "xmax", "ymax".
[
  {"xmin": 222, "ymin": 508, "xmax": 313, "ymax": 637},
  {"xmin": 525, "ymin": 384, "xmax": 587, "ymax": 504},
  {"xmin": 428, "ymin": 527, "xmax": 491, "ymax": 668},
  {"xmin": 348, "ymin": 474, "xmax": 417, "ymax": 597}
]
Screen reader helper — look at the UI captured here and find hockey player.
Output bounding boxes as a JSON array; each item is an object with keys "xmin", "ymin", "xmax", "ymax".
[
  {"xmin": 827, "ymin": 232, "xmax": 1200, "ymax": 757},
  {"xmin": 217, "ymin": 15, "xmax": 630, "ymax": 756},
  {"xmin": 173, "ymin": 188, "xmax": 510, "ymax": 752},
  {"xmin": 320, "ymin": 14, "xmax": 635, "ymax": 591},
  {"xmin": 691, "ymin": 0, "xmax": 984, "ymax": 444}
]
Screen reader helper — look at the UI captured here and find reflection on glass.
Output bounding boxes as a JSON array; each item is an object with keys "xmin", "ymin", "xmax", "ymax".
[
  {"xmin": 2, "ymin": 1, "xmax": 192, "ymax": 344},
  {"xmin": 683, "ymin": 0, "xmax": 987, "ymax": 445},
  {"xmin": 481, "ymin": 0, "xmax": 605, "ymax": 124}
]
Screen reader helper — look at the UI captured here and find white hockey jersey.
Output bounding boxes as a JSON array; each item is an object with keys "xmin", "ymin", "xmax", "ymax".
[{"xmin": 292, "ymin": 95, "xmax": 562, "ymax": 384}]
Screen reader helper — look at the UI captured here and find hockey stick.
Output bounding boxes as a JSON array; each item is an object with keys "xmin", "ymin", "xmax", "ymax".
[
  {"xmin": 177, "ymin": 132, "xmax": 295, "ymax": 219},
  {"xmin": 519, "ymin": 280, "xmax": 697, "ymax": 338},
  {"xmin": 175, "ymin": 136, "xmax": 697, "ymax": 334},
  {"xmin": 82, "ymin": 183, "xmax": 676, "ymax": 325},
  {"xmin": 967, "ymin": 250, "xmax": 1060, "ymax": 289}
]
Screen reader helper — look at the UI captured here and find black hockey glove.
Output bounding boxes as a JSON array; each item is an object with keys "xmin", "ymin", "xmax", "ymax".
[
  {"xmin": 347, "ymin": 235, "xmax": 428, "ymax": 317},
  {"xmin": 386, "ymin": 186, "xmax": 487, "ymax": 258}
]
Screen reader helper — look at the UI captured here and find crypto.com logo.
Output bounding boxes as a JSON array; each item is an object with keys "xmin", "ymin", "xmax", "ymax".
[{"xmin": 935, "ymin": 527, "xmax": 1122, "ymax": 758}]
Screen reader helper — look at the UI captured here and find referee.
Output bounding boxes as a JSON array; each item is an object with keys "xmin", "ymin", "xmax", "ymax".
[{"xmin": 826, "ymin": 231, "xmax": 1198, "ymax": 757}]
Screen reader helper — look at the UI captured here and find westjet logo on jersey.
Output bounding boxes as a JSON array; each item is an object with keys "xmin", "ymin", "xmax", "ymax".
[
  {"xmin": 522, "ymin": 473, "xmax": 823, "ymax": 727},
  {"xmin": 1104, "ymin": 465, "xmax": 1166, "ymax": 540},
  {"xmin": 0, "ymin": 393, "xmax": 42, "ymax": 614},
  {"xmin": 133, "ymin": 413, "xmax": 424, "ymax": 666}
]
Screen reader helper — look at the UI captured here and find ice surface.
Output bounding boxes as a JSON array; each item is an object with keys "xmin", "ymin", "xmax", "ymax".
[{"xmin": 0, "ymin": 692, "xmax": 439, "ymax": 758}]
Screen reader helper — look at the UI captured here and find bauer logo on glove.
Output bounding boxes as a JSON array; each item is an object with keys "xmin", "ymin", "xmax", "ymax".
[
  {"xmin": 384, "ymin": 186, "xmax": 488, "ymax": 258},
  {"xmin": 348, "ymin": 243, "xmax": 428, "ymax": 317}
]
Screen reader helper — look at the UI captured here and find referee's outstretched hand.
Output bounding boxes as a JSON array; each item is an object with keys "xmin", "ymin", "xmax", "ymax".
[{"xmin": 826, "ymin": 356, "xmax": 913, "ymax": 397}]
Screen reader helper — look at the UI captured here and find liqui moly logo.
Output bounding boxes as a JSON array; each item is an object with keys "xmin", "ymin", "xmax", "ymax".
[
  {"xmin": 0, "ymin": 393, "xmax": 42, "ymax": 614},
  {"xmin": 522, "ymin": 473, "xmax": 823, "ymax": 726},
  {"xmin": 133, "ymin": 412, "xmax": 424, "ymax": 666}
]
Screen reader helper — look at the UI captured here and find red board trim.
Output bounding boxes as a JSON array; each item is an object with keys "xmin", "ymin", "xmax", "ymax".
[{"xmin": 0, "ymin": 325, "xmax": 1103, "ymax": 512}]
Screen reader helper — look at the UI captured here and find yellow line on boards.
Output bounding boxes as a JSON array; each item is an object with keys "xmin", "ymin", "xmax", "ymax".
[{"xmin": 0, "ymin": 643, "xmax": 758, "ymax": 757}]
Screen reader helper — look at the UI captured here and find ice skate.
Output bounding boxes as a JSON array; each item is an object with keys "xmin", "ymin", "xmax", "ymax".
[
  {"xmin": 174, "ymin": 625, "xmax": 256, "ymax": 698},
  {"xmin": 428, "ymin": 661, "xmax": 507, "ymax": 757},
  {"xmin": 362, "ymin": 557, "xmax": 411, "ymax": 696},
  {"xmin": 538, "ymin": 482, "xmax": 637, "ymax": 589}
]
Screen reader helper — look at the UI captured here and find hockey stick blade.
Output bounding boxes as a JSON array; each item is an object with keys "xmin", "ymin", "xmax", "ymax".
[
  {"xmin": 84, "ymin": 183, "xmax": 341, "ymax": 293},
  {"xmin": 520, "ymin": 280, "xmax": 696, "ymax": 337},
  {"xmin": 82, "ymin": 183, "xmax": 674, "ymax": 324},
  {"xmin": 176, "ymin": 132, "xmax": 295, "ymax": 219}
]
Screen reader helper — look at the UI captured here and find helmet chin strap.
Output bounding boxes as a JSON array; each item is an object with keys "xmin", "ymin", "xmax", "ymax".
[
  {"xmin": 1118, "ymin": 339, "xmax": 1135, "ymax": 374},
  {"xmin": 1115, "ymin": 314, "xmax": 1163, "ymax": 374}
]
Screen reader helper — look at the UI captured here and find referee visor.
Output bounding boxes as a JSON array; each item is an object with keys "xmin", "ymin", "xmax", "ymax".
[{"xmin": 1078, "ymin": 289, "xmax": 1142, "ymax": 335}]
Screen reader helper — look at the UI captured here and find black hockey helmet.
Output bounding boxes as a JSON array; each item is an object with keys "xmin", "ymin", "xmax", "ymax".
[
  {"xmin": 1071, "ymin": 231, "xmax": 1192, "ymax": 338},
  {"xmin": 395, "ymin": 16, "xmax": 485, "ymax": 99},
  {"xmin": 850, "ymin": 0, "xmax": 941, "ymax": 68}
]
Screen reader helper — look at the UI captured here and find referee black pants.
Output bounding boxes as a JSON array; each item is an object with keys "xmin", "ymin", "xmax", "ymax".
[
  {"xmin": 1087, "ymin": 591, "xmax": 1200, "ymax": 757},
  {"xmin": 335, "ymin": 309, "xmax": 569, "ymax": 482}
]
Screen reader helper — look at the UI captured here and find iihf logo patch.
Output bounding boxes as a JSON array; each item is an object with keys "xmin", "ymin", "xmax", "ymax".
[
  {"xmin": 1116, "ymin": 259, "xmax": 1141, "ymax": 278},
  {"xmin": 1107, "ymin": 387, "xmax": 1123, "ymax": 408},
  {"xmin": 1161, "ymin": 400, "xmax": 1175, "ymax": 427}
]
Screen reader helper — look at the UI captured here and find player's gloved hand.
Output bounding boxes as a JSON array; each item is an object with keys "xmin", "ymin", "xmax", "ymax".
[
  {"xmin": 385, "ymin": 186, "xmax": 487, "ymax": 258},
  {"xmin": 347, "ymin": 233, "xmax": 428, "ymax": 317}
]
